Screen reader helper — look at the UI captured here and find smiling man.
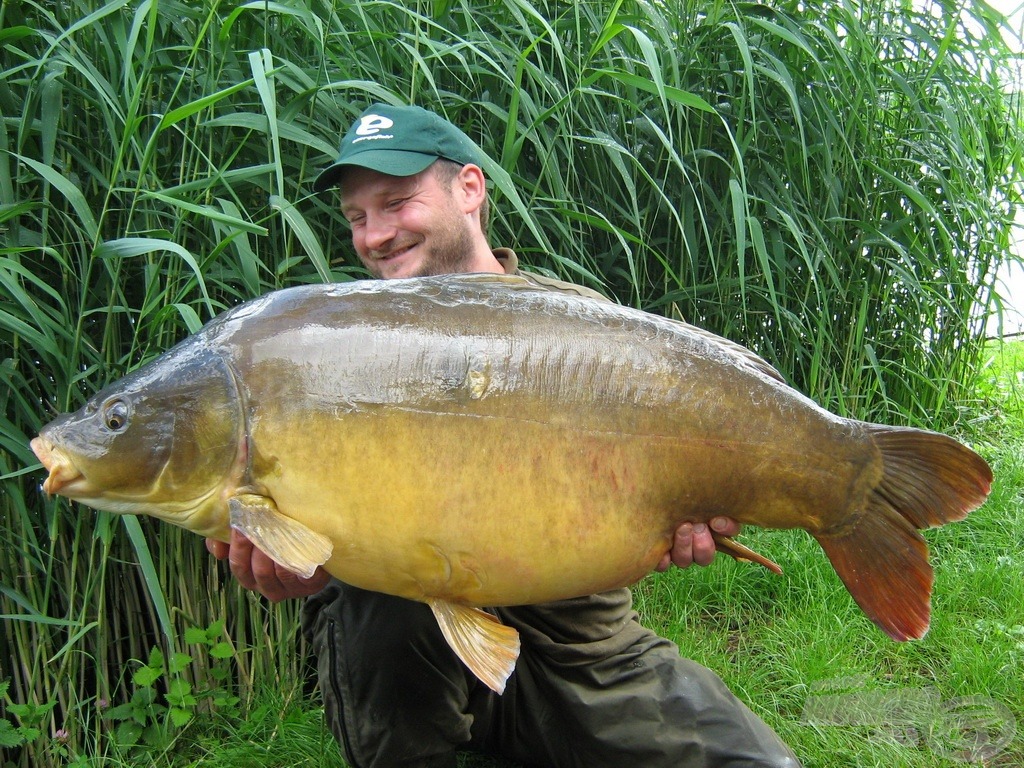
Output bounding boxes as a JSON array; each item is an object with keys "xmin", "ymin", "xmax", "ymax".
[
  {"xmin": 209, "ymin": 103, "xmax": 800, "ymax": 768},
  {"xmin": 339, "ymin": 163, "xmax": 489, "ymax": 278}
]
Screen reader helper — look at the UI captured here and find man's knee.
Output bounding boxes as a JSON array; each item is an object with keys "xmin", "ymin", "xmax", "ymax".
[{"xmin": 302, "ymin": 582, "xmax": 476, "ymax": 767}]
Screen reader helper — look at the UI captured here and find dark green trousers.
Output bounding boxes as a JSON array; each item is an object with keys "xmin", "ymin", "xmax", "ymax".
[{"xmin": 302, "ymin": 581, "xmax": 801, "ymax": 768}]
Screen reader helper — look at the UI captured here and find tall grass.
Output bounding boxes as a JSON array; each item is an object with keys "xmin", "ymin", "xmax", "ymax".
[{"xmin": 0, "ymin": 0, "xmax": 1021, "ymax": 765}]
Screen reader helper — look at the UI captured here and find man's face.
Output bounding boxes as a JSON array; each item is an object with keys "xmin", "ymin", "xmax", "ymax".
[{"xmin": 339, "ymin": 164, "xmax": 475, "ymax": 279}]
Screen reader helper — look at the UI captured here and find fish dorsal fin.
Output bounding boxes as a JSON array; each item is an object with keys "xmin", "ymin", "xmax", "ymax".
[
  {"xmin": 427, "ymin": 599, "xmax": 521, "ymax": 694},
  {"xmin": 228, "ymin": 493, "xmax": 333, "ymax": 579},
  {"xmin": 449, "ymin": 273, "xmax": 526, "ymax": 284},
  {"xmin": 440, "ymin": 273, "xmax": 541, "ymax": 293},
  {"xmin": 676, "ymin": 321, "xmax": 787, "ymax": 383},
  {"xmin": 446, "ymin": 275, "xmax": 786, "ymax": 383}
]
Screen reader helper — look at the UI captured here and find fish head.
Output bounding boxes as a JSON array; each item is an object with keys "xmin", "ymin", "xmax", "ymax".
[{"xmin": 31, "ymin": 337, "xmax": 244, "ymax": 536}]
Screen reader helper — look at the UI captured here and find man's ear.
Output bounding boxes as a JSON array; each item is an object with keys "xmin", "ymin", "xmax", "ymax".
[{"xmin": 455, "ymin": 163, "xmax": 487, "ymax": 215}]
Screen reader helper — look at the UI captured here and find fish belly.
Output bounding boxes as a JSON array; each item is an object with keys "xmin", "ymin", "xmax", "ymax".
[{"xmin": 252, "ymin": 395, "xmax": 872, "ymax": 607}]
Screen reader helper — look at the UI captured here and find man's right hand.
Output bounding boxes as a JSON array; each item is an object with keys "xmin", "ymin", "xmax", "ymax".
[{"xmin": 206, "ymin": 529, "xmax": 331, "ymax": 602}]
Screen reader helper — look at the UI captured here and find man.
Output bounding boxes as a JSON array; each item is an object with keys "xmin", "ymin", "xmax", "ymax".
[{"xmin": 208, "ymin": 104, "xmax": 800, "ymax": 768}]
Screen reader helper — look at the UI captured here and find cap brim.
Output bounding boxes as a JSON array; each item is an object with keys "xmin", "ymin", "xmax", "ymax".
[{"xmin": 312, "ymin": 150, "xmax": 439, "ymax": 193}]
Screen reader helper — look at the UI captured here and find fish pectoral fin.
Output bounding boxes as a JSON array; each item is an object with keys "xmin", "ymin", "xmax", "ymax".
[
  {"xmin": 711, "ymin": 532, "xmax": 783, "ymax": 575},
  {"xmin": 427, "ymin": 599, "xmax": 520, "ymax": 695},
  {"xmin": 228, "ymin": 494, "xmax": 333, "ymax": 579}
]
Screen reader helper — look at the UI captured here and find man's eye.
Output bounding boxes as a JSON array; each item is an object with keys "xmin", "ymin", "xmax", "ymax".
[{"xmin": 385, "ymin": 198, "xmax": 406, "ymax": 210}]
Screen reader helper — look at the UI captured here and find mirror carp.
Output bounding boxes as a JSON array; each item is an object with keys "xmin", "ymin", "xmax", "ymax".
[{"xmin": 31, "ymin": 274, "xmax": 992, "ymax": 694}]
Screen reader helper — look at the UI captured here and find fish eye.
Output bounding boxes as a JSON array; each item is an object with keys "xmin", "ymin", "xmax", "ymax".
[{"xmin": 102, "ymin": 399, "xmax": 130, "ymax": 432}]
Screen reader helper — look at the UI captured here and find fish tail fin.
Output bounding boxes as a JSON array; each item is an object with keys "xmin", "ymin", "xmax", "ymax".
[
  {"xmin": 427, "ymin": 599, "xmax": 520, "ymax": 694},
  {"xmin": 815, "ymin": 425, "xmax": 992, "ymax": 641}
]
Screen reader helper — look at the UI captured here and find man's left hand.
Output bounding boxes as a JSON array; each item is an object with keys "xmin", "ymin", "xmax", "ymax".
[{"xmin": 656, "ymin": 517, "xmax": 741, "ymax": 571}]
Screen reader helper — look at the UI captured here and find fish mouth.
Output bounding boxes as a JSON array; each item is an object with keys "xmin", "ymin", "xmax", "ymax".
[
  {"xmin": 30, "ymin": 435, "xmax": 224, "ymax": 528},
  {"xmin": 30, "ymin": 436, "xmax": 85, "ymax": 496}
]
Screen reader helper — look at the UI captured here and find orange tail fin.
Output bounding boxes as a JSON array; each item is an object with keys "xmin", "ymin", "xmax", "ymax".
[{"xmin": 815, "ymin": 424, "xmax": 992, "ymax": 641}]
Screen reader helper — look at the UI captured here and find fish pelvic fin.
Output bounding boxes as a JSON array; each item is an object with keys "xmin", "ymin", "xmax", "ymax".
[
  {"xmin": 427, "ymin": 599, "xmax": 520, "ymax": 695},
  {"xmin": 816, "ymin": 425, "xmax": 992, "ymax": 642},
  {"xmin": 711, "ymin": 532, "xmax": 783, "ymax": 574},
  {"xmin": 228, "ymin": 493, "xmax": 333, "ymax": 579}
]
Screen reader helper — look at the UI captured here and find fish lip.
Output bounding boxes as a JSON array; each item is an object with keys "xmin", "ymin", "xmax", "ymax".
[
  {"xmin": 29, "ymin": 435, "xmax": 52, "ymax": 470},
  {"xmin": 30, "ymin": 436, "xmax": 85, "ymax": 496}
]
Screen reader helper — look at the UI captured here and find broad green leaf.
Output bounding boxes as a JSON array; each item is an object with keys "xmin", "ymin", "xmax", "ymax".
[
  {"xmin": 15, "ymin": 155, "xmax": 98, "ymax": 241},
  {"xmin": 184, "ymin": 627, "xmax": 208, "ymax": 645},
  {"xmin": 123, "ymin": 515, "xmax": 173, "ymax": 643},
  {"xmin": 586, "ymin": 68, "xmax": 716, "ymax": 113},
  {"xmin": 270, "ymin": 195, "xmax": 332, "ymax": 282},
  {"xmin": 250, "ymin": 49, "xmax": 284, "ymax": 197},
  {"xmin": 0, "ymin": 719, "xmax": 23, "ymax": 749},
  {"xmin": 158, "ymin": 79, "xmax": 257, "ymax": 132},
  {"xmin": 132, "ymin": 665, "xmax": 162, "ymax": 688},
  {"xmin": 136, "ymin": 193, "xmax": 268, "ymax": 235},
  {"xmin": 93, "ymin": 237, "xmax": 215, "ymax": 318},
  {"xmin": 169, "ymin": 706, "xmax": 193, "ymax": 727},
  {"xmin": 210, "ymin": 642, "xmax": 235, "ymax": 659}
]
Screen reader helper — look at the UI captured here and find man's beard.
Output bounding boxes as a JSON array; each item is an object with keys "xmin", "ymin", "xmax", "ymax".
[{"xmin": 409, "ymin": 214, "xmax": 479, "ymax": 277}]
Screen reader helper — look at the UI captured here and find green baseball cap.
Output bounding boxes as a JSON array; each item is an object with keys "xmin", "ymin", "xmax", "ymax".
[{"xmin": 313, "ymin": 103, "xmax": 486, "ymax": 192}]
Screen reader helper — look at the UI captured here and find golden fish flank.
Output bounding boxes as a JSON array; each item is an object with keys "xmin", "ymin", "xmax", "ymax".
[{"xmin": 31, "ymin": 274, "xmax": 993, "ymax": 695}]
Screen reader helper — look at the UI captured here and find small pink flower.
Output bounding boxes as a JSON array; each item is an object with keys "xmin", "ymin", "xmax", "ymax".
[
  {"xmin": 96, "ymin": 698, "xmax": 109, "ymax": 710},
  {"xmin": 54, "ymin": 729, "xmax": 69, "ymax": 743}
]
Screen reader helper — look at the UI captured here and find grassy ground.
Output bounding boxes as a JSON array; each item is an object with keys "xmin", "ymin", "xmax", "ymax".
[{"xmin": 146, "ymin": 342, "xmax": 1022, "ymax": 768}]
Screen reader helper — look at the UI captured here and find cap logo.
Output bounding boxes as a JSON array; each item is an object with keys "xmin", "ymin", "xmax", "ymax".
[{"xmin": 355, "ymin": 114, "xmax": 394, "ymax": 137}]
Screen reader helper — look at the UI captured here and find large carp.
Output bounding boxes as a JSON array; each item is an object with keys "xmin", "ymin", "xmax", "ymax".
[{"xmin": 31, "ymin": 274, "xmax": 991, "ymax": 693}]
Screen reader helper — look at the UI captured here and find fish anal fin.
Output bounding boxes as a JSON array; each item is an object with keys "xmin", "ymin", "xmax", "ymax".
[
  {"xmin": 711, "ymin": 532, "xmax": 783, "ymax": 574},
  {"xmin": 815, "ymin": 504, "xmax": 931, "ymax": 642},
  {"xmin": 427, "ymin": 599, "xmax": 520, "ymax": 694},
  {"xmin": 228, "ymin": 493, "xmax": 333, "ymax": 579}
]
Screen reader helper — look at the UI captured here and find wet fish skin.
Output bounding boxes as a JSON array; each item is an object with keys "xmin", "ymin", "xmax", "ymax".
[{"xmin": 31, "ymin": 274, "xmax": 993, "ymax": 693}]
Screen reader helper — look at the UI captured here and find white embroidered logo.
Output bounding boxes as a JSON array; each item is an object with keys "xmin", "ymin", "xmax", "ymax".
[{"xmin": 355, "ymin": 114, "xmax": 394, "ymax": 136}]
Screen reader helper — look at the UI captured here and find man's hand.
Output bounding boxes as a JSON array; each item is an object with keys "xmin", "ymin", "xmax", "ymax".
[
  {"xmin": 206, "ymin": 529, "xmax": 330, "ymax": 602},
  {"xmin": 655, "ymin": 517, "xmax": 741, "ymax": 572}
]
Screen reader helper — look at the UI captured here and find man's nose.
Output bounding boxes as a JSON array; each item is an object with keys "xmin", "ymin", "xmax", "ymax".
[{"xmin": 362, "ymin": 212, "xmax": 396, "ymax": 250}]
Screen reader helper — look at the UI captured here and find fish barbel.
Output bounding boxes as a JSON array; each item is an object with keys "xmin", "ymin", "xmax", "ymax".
[{"xmin": 30, "ymin": 274, "xmax": 992, "ymax": 693}]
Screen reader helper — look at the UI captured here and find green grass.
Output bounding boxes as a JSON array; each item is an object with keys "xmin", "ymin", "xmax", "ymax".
[{"xmin": 73, "ymin": 689, "xmax": 349, "ymax": 768}]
